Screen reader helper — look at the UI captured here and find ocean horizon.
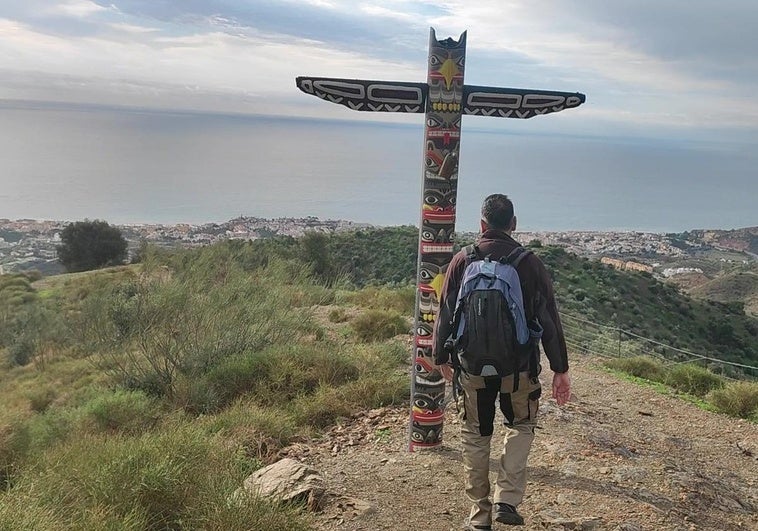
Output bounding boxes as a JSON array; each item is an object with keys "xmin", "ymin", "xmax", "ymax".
[{"xmin": 1, "ymin": 101, "xmax": 756, "ymax": 233}]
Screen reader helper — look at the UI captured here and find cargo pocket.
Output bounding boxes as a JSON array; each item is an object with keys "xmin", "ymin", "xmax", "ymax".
[{"xmin": 503, "ymin": 376, "xmax": 541, "ymax": 425}]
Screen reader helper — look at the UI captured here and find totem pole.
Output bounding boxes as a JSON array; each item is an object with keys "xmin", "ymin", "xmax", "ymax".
[{"xmin": 296, "ymin": 29, "xmax": 585, "ymax": 450}]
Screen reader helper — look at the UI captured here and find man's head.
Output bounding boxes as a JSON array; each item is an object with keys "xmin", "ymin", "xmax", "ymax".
[{"xmin": 480, "ymin": 194, "xmax": 516, "ymax": 233}]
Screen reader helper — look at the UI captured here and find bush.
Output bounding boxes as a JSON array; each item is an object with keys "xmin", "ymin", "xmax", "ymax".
[
  {"xmin": 0, "ymin": 418, "xmax": 31, "ymax": 489},
  {"xmin": 350, "ymin": 309, "xmax": 408, "ymax": 342},
  {"xmin": 27, "ymin": 387, "xmax": 57, "ymax": 413},
  {"xmin": 707, "ymin": 381, "xmax": 758, "ymax": 420},
  {"xmin": 57, "ymin": 220, "xmax": 128, "ymax": 272},
  {"xmin": 328, "ymin": 307, "xmax": 349, "ymax": 323},
  {"xmin": 605, "ymin": 356, "xmax": 665, "ymax": 381},
  {"xmin": 338, "ymin": 286, "xmax": 415, "ymax": 314},
  {"xmin": 664, "ymin": 364, "xmax": 725, "ymax": 397},
  {"xmin": 86, "ymin": 254, "xmax": 316, "ymax": 399},
  {"xmin": 81, "ymin": 390, "xmax": 161, "ymax": 433}
]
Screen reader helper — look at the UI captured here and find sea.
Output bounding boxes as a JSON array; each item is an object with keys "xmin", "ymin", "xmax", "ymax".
[{"xmin": 1, "ymin": 102, "xmax": 756, "ymax": 233}]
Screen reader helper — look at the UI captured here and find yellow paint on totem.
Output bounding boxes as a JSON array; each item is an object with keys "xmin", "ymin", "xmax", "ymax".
[
  {"xmin": 431, "ymin": 273, "xmax": 445, "ymax": 299},
  {"xmin": 422, "ymin": 312, "xmax": 436, "ymax": 322},
  {"xmin": 439, "ymin": 58, "xmax": 460, "ymax": 90}
]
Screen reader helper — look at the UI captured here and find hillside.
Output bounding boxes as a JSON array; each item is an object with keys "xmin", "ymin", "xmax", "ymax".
[
  {"xmin": 687, "ymin": 270, "xmax": 758, "ymax": 318},
  {"xmin": 300, "ymin": 354, "xmax": 757, "ymax": 531},
  {"xmin": 276, "ymin": 227, "xmax": 758, "ymax": 371},
  {"xmin": 1, "ymin": 234, "xmax": 756, "ymax": 529}
]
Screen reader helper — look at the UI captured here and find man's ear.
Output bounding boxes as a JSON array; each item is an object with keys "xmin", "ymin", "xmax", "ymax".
[
  {"xmin": 510, "ymin": 215, "xmax": 517, "ymax": 232},
  {"xmin": 480, "ymin": 219, "xmax": 488, "ymax": 233}
]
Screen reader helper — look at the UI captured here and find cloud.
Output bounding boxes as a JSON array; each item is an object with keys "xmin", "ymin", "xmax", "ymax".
[
  {"xmin": 0, "ymin": 0, "xmax": 756, "ymax": 137},
  {"xmin": 50, "ymin": 0, "xmax": 107, "ymax": 18}
]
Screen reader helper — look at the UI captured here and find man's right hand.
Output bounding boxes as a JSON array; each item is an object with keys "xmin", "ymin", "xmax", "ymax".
[
  {"xmin": 437, "ymin": 363, "xmax": 454, "ymax": 383},
  {"xmin": 552, "ymin": 372, "xmax": 571, "ymax": 406}
]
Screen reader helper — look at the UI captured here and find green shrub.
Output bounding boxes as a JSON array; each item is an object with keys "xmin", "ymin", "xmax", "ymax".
[
  {"xmin": 328, "ymin": 307, "xmax": 349, "ymax": 323},
  {"xmin": 27, "ymin": 387, "xmax": 57, "ymax": 413},
  {"xmin": 87, "ymin": 256, "xmax": 316, "ymax": 399},
  {"xmin": 338, "ymin": 285, "xmax": 415, "ymax": 314},
  {"xmin": 707, "ymin": 381, "xmax": 758, "ymax": 420},
  {"xmin": 8, "ymin": 337, "xmax": 33, "ymax": 366},
  {"xmin": 289, "ymin": 384, "xmax": 354, "ymax": 428},
  {"xmin": 605, "ymin": 356, "xmax": 665, "ymax": 381},
  {"xmin": 81, "ymin": 390, "xmax": 160, "ymax": 433},
  {"xmin": 0, "ymin": 418, "xmax": 31, "ymax": 488},
  {"xmin": 204, "ymin": 401, "xmax": 300, "ymax": 459},
  {"xmin": 664, "ymin": 364, "xmax": 725, "ymax": 397},
  {"xmin": 350, "ymin": 309, "xmax": 408, "ymax": 342}
]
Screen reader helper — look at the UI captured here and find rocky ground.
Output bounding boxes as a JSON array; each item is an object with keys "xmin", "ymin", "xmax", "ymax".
[{"xmin": 282, "ymin": 355, "xmax": 757, "ymax": 531}]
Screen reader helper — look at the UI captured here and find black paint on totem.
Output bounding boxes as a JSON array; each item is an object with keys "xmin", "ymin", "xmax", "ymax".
[{"xmin": 295, "ymin": 27, "xmax": 585, "ymax": 450}]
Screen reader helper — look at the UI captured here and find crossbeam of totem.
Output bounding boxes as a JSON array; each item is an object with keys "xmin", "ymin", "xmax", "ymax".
[{"xmin": 296, "ymin": 28, "xmax": 585, "ymax": 450}]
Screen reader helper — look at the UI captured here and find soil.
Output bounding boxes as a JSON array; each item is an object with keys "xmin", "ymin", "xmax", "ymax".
[{"xmin": 284, "ymin": 354, "xmax": 758, "ymax": 531}]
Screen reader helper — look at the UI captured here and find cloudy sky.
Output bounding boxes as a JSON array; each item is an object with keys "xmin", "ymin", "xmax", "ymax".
[{"xmin": 2, "ymin": 0, "xmax": 757, "ymax": 143}]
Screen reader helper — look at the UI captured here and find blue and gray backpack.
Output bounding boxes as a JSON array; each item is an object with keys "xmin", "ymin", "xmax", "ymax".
[{"xmin": 450, "ymin": 245, "xmax": 542, "ymax": 380}]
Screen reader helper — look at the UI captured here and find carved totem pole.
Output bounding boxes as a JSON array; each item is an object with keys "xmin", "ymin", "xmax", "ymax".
[{"xmin": 296, "ymin": 28, "xmax": 585, "ymax": 450}]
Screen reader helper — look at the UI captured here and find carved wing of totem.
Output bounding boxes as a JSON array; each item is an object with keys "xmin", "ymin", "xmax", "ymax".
[
  {"xmin": 462, "ymin": 85, "xmax": 586, "ymax": 119},
  {"xmin": 296, "ymin": 77, "xmax": 427, "ymax": 113}
]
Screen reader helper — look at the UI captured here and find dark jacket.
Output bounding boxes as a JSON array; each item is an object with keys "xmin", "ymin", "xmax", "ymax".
[{"xmin": 431, "ymin": 229, "xmax": 569, "ymax": 374}]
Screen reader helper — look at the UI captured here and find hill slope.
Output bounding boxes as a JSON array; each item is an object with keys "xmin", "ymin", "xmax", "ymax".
[
  {"xmin": 298, "ymin": 354, "xmax": 757, "ymax": 531},
  {"xmin": 688, "ymin": 271, "xmax": 758, "ymax": 317}
]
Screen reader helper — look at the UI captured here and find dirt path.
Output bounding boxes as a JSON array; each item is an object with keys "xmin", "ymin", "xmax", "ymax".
[{"xmin": 288, "ymin": 355, "xmax": 757, "ymax": 531}]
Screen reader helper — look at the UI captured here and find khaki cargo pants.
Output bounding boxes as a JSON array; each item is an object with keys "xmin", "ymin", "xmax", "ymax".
[{"xmin": 457, "ymin": 370, "xmax": 541, "ymax": 527}]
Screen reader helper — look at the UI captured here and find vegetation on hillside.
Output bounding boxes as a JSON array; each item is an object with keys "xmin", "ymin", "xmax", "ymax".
[
  {"xmin": 1, "ymin": 225, "xmax": 756, "ymax": 528},
  {"xmin": 257, "ymin": 227, "xmax": 757, "ymax": 370},
  {"xmin": 0, "ymin": 241, "xmax": 409, "ymax": 529},
  {"xmin": 605, "ymin": 356, "xmax": 758, "ymax": 420}
]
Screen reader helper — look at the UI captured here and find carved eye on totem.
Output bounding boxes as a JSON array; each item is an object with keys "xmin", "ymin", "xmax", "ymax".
[
  {"xmin": 417, "ymin": 325, "xmax": 431, "ymax": 337},
  {"xmin": 453, "ymin": 117, "xmax": 461, "ymax": 129},
  {"xmin": 419, "ymin": 263, "xmax": 440, "ymax": 282},
  {"xmin": 411, "ymin": 430, "xmax": 425, "ymax": 442},
  {"xmin": 425, "ymin": 193, "xmax": 440, "ymax": 205},
  {"xmin": 414, "ymin": 395, "xmax": 434, "ymax": 410},
  {"xmin": 422, "ymin": 229, "xmax": 435, "ymax": 241},
  {"xmin": 425, "ymin": 157, "xmax": 440, "ymax": 173},
  {"xmin": 429, "ymin": 55, "xmax": 441, "ymax": 67},
  {"xmin": 455, "ymin": 55, "xmax": 465, "ymax": 68},
  {"xmin": 450, "ymin": 196, "xmax": 457, "ymax": 206},
  {"xmin": 427, "ymin": 116, "xmax": 442, "ymax": 128}
]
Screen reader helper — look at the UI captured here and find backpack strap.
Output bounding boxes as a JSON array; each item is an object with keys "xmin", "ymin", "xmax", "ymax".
[
  {"xmin": 500, "ymin": 246, "xmax": 532, "ymax": 268},
  {"xmin": 463, "ymin": 244, "xmax": 481, "ymax": 267}
]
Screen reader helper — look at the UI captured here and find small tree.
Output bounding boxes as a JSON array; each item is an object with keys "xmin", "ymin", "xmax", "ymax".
[{"xmin": 57, "ymin": 220, "xmax": 128, "ymax": 272}]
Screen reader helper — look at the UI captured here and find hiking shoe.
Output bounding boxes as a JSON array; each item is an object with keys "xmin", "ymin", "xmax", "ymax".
[
  {"xmin": 462, "ymin": 517, "xmax": 492, "ymax": 530},
  {"xmin": 494, "ymin": 503, "xmax": 524, "ymax": 526}
]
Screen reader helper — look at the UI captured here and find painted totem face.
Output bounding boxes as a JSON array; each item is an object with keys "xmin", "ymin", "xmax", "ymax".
[
  {"xmin": 412, "ymin": 382, "xmax": 446, "ymax": 417},
  {"xmin": 415, "ymin": 321, "xmax": 433, "ymax": 347},
  {"xmin": 418, "ymin": 289, "xmax": 439, "ymax": 322},
  {"xmin": 418, "ymin": 259, "xmax": 447, "ymax": 292},
  {"xmin": 421, "ymin": 219, "xmax": 454, "ymax": 254},
  {"xmin": 414, "ymin": 356, "xmax": 442, "ymax": 385},
  {"xmin": 427, "ymin": 48, "xmax": 465, "ymax": 105},
  {"xmin": 425, "ymin": 137, "xmax": 460, "ymax": 181},
  {"xmin": 410, "ymin": 423, "xmax": 443, "ymax": 446},
  {"xmin": 422, "ymin": 188, "xmax": 457, "ymax": 223}
]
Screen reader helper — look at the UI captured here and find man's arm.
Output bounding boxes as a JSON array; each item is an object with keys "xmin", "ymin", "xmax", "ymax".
[
  {"xmin": 533, "ymin": 257, "xmax": 569, "ymax": 374},
  {"xmin": 432, "ymin": 252, "xmax": 464, "ymax": 366}
]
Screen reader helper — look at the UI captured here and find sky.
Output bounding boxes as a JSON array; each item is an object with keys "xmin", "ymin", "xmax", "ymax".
[{"xmin": 1, "ymin": 0, "xmax": 757, "ymax": 142}]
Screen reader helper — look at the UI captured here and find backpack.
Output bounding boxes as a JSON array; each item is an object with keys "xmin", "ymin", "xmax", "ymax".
[{"xmin": 450, "ymin": 245, "xmax": 537, "ymax": 379}]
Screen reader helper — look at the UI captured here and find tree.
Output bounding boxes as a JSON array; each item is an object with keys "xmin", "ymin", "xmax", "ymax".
[{"xmin": 57, "ymin": 220, "xmax": 128, "ymax": 272}]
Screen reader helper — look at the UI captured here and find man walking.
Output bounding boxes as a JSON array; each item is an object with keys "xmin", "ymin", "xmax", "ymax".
[{"xmin": 433, "ymin": 194, "xmax": 571, "ymax": 529}]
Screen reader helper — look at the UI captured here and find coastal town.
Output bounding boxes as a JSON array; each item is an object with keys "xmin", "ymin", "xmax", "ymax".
[{"xmin": 0, "ymin": 216, "xmax": 754, "ymax": 277}]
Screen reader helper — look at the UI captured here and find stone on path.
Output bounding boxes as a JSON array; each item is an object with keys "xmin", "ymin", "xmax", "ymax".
[{"xmin": 241, "ymin": 458, "xmax": 326, "ymax": 511}]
